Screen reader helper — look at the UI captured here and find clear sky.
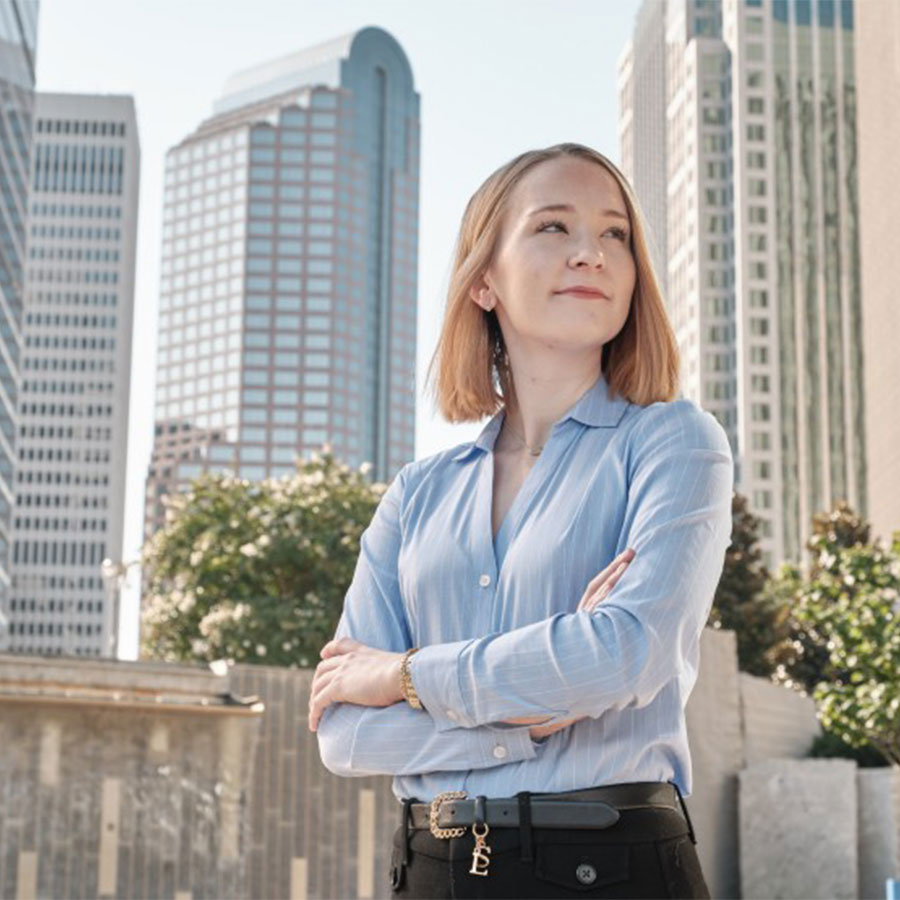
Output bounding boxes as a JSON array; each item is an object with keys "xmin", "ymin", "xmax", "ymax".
[{"xmin": 34, "ymin": 0, "xmax": 642, "ymax": 657}]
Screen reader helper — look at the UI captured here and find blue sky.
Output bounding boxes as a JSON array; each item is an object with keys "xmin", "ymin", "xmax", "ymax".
[{"xmin": 34, "ymin": 0, "xmax": 642, "ymax": 655}]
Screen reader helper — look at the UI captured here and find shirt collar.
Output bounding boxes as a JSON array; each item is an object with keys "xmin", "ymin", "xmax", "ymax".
[{"xmin": 451, "ymin": 371, "xmax": 631, "ymax": 463}]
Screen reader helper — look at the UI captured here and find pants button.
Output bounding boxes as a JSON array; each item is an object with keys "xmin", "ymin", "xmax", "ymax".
[{"xmin": 576, "ymin": 862, "xmax": 597, "ymax": 885}]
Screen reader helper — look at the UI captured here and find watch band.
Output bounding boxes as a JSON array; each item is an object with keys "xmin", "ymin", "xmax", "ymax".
[{"xmin": 400, "ymin": 648, "xmax": 423, "ymax": 710}]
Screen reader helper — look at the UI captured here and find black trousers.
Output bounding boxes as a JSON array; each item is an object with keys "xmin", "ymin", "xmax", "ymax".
[{"xmin": 389, "ymin": 788, "xmax": 711, "ymax": 899}]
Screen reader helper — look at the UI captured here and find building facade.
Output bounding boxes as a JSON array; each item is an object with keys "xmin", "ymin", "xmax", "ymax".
[
  {"xmin": 617, "ymin": 0, "xmax": 671, "ymax": 302},
  {"xmin": 622, "ymin": 0, "xmax": 864, "ymax": 566},
  {"xmin": 0, "ymin": 0, "xmax": 39, "ymax": 645},
  {"xmin": 856, "ymin": 0, "xmax": 900, "ymax": 544},
  {"xmin": 726, "ymin": 0, "xmax": 864, "ymax": 563},
  {"xmin": 5, "ymin": 94, "xmax": 139, "ymax": 657},
  {"xmin": 145, "ymin": 26, "xmax": 419, "ymax": 538}
]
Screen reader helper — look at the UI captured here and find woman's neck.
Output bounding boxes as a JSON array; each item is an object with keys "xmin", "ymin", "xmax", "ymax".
[{"xmin": 500, "ymin": 367, "xmax": 602, "ymax": 453}]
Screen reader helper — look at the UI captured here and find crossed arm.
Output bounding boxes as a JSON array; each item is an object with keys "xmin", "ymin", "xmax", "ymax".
[{"xmin": 312, "ymin": 405, "xmax": 733, "ymax": 777}]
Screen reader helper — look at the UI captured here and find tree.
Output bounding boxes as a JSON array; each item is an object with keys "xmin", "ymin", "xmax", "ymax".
[
  {"xmin": 768, "ymin": 502, "xmax": 873, "ymax": 694},
  {"xmin": 790, "ymin": 532, "xmax": 900, "ymax": 764},
  {"xmin": 709, "ymin": 492, "xmax": 781, "ymax": 676},
  {"xmin": 140, "ymin": 448, "xmax": 385, "ymax": 667},
  {"xmin": 766, "ymin": 502, "xmax": 896, "ymax": 766}
]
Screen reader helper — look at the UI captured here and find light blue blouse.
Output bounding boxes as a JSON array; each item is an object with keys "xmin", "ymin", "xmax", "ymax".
[{"xmin": 316, "ymin": 372, "xmax": 733, "ymax": 801}]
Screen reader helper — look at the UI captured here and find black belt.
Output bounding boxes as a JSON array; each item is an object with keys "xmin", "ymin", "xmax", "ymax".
[{"xmin": 407, "ymin": 781, "xmax": 688, "ymax": 836}]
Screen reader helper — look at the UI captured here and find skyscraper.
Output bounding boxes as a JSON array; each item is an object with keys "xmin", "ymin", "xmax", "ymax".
[
  {"xmin": 856, "ymin": 0, "xmax": 900, "ymax": 543},
  {"xmin": 621, "ymin": 0, "xmax": 864, "ymax": 566},
  {"xmin": 726, "ymin": 0, "xmax": 864, "ymax": 564},
  {"xmin": 0, "ymin": 0, "xmax": 39, "ymax": 647},
  {"xmin": 145, "ymin": 26, "xmax": 419, "ymax": 538},
  {"xmin": 5, "ymin": 94, "xmax": 139, "ymax": 657},
  {"xmin": 618, "ymin": 0, "xmax": 670, "ymax": 301}
]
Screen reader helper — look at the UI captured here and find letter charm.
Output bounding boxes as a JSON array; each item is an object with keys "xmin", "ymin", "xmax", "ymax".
[{"xmin": 469, "ymin": 822, "xmax": 491, "ymax": 877}]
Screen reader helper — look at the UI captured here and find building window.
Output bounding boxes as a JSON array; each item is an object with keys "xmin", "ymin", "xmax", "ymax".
[{"xmin": 751, "ymin": 403, "xmax": 770, "ymax": 422}]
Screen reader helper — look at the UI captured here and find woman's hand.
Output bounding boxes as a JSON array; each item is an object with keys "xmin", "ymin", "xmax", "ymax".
[
  {"xmin": 307, "ymin": 637, "xmax": 404, "ymax": 732},
  {"xmin": 576, "ymin": 547, "xmax": 635, "ymax": 612}
]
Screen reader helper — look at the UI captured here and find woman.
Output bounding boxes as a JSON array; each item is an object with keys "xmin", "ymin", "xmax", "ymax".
[{"xmin": 309, "ymin": 143, "xmax": 732, "ymax": 899}]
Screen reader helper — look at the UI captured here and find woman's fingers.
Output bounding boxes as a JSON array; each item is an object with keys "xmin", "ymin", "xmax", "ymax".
[
  {"xmin": 320, "ymin": 636, "xmax": 360, "ymax": 658},
  {"xmin": 579, "ymin": 557, "xmax": 632, "ymax": 613},
  {"xmin": 308, "ymin": 671, "xmax": 336, "ymax": 731},
  {"xmin": 577, "ymin": 549, "xmax": 635, "ymax": 611},
  {"xmin": 584, "ymin": 548, "xmax": 634, "ymax": 594}
]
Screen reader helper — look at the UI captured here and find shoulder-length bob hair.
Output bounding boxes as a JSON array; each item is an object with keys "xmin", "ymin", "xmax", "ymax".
[{"xmin": 426, "ymin": 142, "xmax": 679, "ymax": 422}]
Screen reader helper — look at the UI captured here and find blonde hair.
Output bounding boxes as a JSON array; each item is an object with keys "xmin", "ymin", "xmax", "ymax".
[{"xmin": 425, "ymin": 142, "xmax": 679, "ymax": 422}]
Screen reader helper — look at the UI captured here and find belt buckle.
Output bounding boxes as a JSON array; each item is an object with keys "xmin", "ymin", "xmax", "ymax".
[{"xmin": 429, "ymin": 790, "xmax": 467, "ymax": 838}]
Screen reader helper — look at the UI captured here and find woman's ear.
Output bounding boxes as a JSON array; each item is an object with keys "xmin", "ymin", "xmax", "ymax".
[{"xmin": 469, "ymin": 276, "xmax": 496, "ymax": 312}]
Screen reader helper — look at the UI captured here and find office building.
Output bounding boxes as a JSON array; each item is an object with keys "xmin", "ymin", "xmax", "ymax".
[
  {"xmin": 621, "ymin": 0, "xmax": 864, "ymax": 565},
  {"xmin": 0, "ymin": 0, "xmax": 39, "ymax": 646},
  {"xmin": 145, "ymin": 26, "xmax": 419, "ymax": 538},
  {"xmin": 617, "ymin": 0, "xmax": 671, "ymax": 301},
  {"xmin": 856, "ymin": 0, "xmax": 900, "ymax": 543},
  {"xmin": 6, "ymin": 94, "xmax": 139, "ymax": 656}
]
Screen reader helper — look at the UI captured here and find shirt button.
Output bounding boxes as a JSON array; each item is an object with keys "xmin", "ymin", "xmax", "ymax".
[
  {"xmin": 492, "ymin": 745, "xmax": 508, "ymax": 760},
  {"xmin": 479, "ymin": 574, "xmax": 491, "ymax": 587},
  {"xmin": 446, "ymin": 709, "xmax": 458, "ymax": 721}
]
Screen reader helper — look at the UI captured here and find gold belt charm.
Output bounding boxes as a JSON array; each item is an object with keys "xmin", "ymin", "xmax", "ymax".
[{"xmin": 469, "ymin": 822, "xmax": 491, "ymax": 877}]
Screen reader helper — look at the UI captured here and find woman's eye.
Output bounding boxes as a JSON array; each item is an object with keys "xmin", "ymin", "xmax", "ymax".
[
  {"xmin": 605, "ymin": 227, "xmax": 629, "ymax": 241},
  {"xmin": 537, "ymin": 219, "xmax": 567, "ymax": 233}
]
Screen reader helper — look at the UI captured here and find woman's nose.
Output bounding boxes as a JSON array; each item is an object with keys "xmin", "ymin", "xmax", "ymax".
[{"xmin": 570, "ymin": 245, "xmax": 605, "ymax": 267}]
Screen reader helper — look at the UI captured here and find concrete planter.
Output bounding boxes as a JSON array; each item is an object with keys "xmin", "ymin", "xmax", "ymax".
[
  {"xmin": 739, "ymin": 758, "xmax": 857, "ymax": 899},
  {"xmin": 857, "ymin": 764, "xmax": 900, "ymax": 900}
]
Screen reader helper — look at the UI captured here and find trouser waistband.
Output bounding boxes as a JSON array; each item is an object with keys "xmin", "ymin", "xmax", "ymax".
[{"xmin": 396, "ymin": 781, "xmax": 697, "ymax": 872}]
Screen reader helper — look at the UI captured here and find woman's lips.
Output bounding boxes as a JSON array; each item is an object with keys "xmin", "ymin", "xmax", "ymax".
[{"xmin": 556, "ymin": 288, "xmax": 610, "ymax": 300}]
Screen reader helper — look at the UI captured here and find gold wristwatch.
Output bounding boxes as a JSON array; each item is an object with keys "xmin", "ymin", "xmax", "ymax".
[{"xmin": 400, "ymin": 648, "xmax": 423, "ymax": 710}]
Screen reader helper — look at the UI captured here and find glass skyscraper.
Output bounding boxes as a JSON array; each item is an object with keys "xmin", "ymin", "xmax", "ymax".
[
  {"xmin": 0, "ymin": 0, "xmax": 39, "ymax": 645},
  {"xmin": 621, "ymin": 0, "xmax": 864, "ymax": 566},
  {"xmin": 145, "ymin": 26, "xmax": 419, "ymax": 537},
  {"xmin": 759, "ymin": 0, "xmax": 864, "ymax": 561}
]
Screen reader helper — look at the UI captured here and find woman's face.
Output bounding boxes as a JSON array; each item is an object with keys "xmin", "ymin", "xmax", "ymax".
[{"xmin": 475, "ymin": 155, "xmax": 637, "ymax": 358}]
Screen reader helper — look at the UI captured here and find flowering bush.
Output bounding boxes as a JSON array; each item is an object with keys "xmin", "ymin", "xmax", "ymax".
[
  {"xmin": 766, "ymin": 503, "xmax": 900, "ymax": 765},
  {"xmin": 790, "ymin": 532, "xmax": 900, "ymax": 764},
  {"xmin": 140, "ymin": 448, "xmax": 385, "ymax": 667}
]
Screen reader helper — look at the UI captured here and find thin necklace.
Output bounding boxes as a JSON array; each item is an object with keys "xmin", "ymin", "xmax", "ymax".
[{"xmin": 502, "ymin": 416, "xmax": 544, "ymax": 457}]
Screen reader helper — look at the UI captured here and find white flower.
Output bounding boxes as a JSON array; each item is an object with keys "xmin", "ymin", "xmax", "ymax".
[
  {"xmin": 256, "ymin": 644, "xmax": 267, "ymax": 656},
  {"xmin": 239, "ymin": 543, "xmax": 259, "ymax": 557},
  {"xmin": 233, "ymin": 603, "xmax": 251, "ymax": 621}
]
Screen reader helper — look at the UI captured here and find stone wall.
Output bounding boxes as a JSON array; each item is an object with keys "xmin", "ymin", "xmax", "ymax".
[
  {"xmin": 684, "ymin": 627, "xmax": 744, "ymax": 899},
  {"xmin": 230, "ymin": 664, "xmax": 397, "ymax": 900},
  {"xmin": 739, "ymin": 671, "xmax": 821, "ymax": 766},
  {"xmin": 0, "ymin": 655, "xmax": 261, "ymax": 899}
]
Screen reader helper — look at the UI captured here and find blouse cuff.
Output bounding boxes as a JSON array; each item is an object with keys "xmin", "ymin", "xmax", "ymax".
[{"xmin": 409, "ymin": 639, "xmax": 476, "ymax": 731}]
